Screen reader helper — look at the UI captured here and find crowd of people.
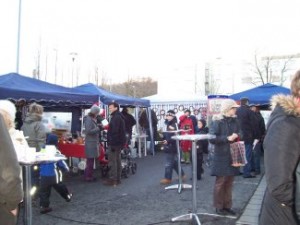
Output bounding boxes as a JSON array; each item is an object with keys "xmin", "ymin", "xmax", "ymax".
[{"xmin": 1, "ymin": 71, "xmax": 300, "ymax": 224}]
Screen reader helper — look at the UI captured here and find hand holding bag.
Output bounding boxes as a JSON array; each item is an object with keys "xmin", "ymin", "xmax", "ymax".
[{"xmin": 230, "ymin": 141, "xmax": 247, "ymax": 167}]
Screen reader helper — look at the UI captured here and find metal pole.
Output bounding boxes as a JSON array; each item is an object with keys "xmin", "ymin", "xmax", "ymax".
[{"xmin": 16, "ymin": 0, "xmax": 22, "ymax": 73}]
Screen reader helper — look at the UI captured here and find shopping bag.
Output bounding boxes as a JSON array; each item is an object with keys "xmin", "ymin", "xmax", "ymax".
[{"xmin": 230, "ymin": 141, "xmax": 247, "ymax": 167}]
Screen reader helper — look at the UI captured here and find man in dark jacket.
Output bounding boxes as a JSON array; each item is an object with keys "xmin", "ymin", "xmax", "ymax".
[
  {"xmin": 236, "ymin": 97, "xmax": 259, "ymax": 178},
  {"xmin": 0, "ymin": 114, "xmax": 23, "ymax": 224},
  {"xmin": 103, "ymin": 102, "xmax": 126, "ymax": 186},
  {"xmin": 250, "ymin": 104, "xmax": 266, "ymax": 175}
]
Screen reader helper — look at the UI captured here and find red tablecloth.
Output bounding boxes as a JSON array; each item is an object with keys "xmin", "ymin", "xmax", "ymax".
[
  {"xmin": 58, "ymin": 143, "xmax": 107, "ymax": 163},
  {"xmin": 58, "ymin": 143, "xmax": 86, "ymax": 158}
]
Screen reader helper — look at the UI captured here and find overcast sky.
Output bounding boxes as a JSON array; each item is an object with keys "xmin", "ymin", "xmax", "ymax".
[{"xmin": 1, "ymin": 0, "xmax": 300, "ymax": 86}]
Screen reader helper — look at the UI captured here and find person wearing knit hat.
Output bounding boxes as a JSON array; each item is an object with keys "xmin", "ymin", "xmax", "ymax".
[
  {"xmin": 160, "ymin": 109, "xmax": 186, "ymax": 185},
  {"xmin": 220, "ymin": 99, "xmax": 239, "ymax": 115},
  {"xmin": 89, "ymin": 105, "xmax": 100, "ymax": 115},
  {"xmin": 209, "ymin": 98, "xmax": 242, "ymax": 216},
  {"xmin": 0, "ymin": 100, "xmax": 16, "ymax": 129},
  {"xmin": 83, "ymin": 105, "xmax": 102, "ymax": 182}
]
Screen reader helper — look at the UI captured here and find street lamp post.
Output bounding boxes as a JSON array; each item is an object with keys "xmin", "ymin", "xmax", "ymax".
[
  {"xmin": 69, "ymin": 52, "xmax": 78, "ymax": 87},
  {"xmin": 16, "ymin": 0, "xmax": 22, "ymax": 73},
  {"xmin": 53, "ymin": 48, "xmax": 58, "ymax": 84}
]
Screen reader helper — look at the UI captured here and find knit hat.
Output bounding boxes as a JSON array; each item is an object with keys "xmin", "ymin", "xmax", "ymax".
[
  {"xmin": 90, "ymin": 105, "xmax": 100, "ymax": 115},
  {"xmin": 221, "ymin": 99, "xmax": 239, "ymax": 114},
  {"xmin": 0, "ymin": 100, "xmax": 16, "ymax": 121},
  {"xmin": 166, "ymin": 110, "xmax": 176, "ymax": 117}
]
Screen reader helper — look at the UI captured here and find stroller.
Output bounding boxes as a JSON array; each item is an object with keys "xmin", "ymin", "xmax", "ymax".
[{"xmin": 121, "ymin": 140, "xmax": 137, "ymax": 178}]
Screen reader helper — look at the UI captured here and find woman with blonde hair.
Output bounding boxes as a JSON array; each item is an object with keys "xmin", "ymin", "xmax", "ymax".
[{"xmin": 209, "ymin": 99, "xmax": 242, "ymax": 215}]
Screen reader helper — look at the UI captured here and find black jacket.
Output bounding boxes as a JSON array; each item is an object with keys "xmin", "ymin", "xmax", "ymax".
[
  {"xmin": 162, "ymin": 118, "xmax": 178, "ymax": 153},
  {"xmin": 259, "ymin": 95, "xmax": 300, "ymax": 225},
  {"xmin": 107, "ymin": 111, "xmax": 126, "ymax": 147},
  {"xmin": 209, "ymin": 115, "xmax": 242, "ymax": 176},
  {"xmin": 236, "ymin": 105, "xmax": 259, "ymax": 144}
]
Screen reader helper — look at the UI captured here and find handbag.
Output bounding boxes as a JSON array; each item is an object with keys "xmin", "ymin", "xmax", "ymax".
[{"xmin": 229, "ymin": 141, "xmax": 247, "ymax": 167}]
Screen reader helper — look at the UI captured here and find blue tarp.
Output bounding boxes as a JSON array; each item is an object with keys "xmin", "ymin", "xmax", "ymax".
[
  {"xmin": 0, "ymin": 73, "xmax": 98, "ymax": 108},
  {"xmin": 74, "ymin": 83, "xmax": 150, "ymax": 107},
  {"xmin": 229, "ymin": 83, "xmax": 290, "ymax": 105}
]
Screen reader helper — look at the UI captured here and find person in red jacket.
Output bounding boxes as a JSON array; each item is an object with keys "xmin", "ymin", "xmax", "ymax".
[{"xmin": 179, "ymin": 111, "xmax": 195, "ymax": 163}]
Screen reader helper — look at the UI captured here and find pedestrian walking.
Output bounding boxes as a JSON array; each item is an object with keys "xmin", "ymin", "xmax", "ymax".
[{"xmin": 160, "ymin": 110, "xmax": 186, "ymax": 185}]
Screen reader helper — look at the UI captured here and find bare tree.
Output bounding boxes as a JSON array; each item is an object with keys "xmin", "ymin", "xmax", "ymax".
[
  {"xmin": 107, "ymin": 77, "xmax": 157, "ymax": 98},
  {"xmin": 251, "ymin": 52, "xmax": 297, "ymax": 86}
]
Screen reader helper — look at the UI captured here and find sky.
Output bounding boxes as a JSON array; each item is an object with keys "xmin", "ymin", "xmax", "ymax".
[{"xmin": 1, "ymin": 0, "xmax": 300, "ymax": 87}]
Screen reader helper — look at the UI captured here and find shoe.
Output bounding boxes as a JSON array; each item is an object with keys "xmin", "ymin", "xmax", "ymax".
[
  {"xmin": 215, "ymin": 208, "xmax": 226, "ymax": 215},
  {"xmin": 197, "ymin": 175, "xmax": 202, "ymax": 180},
  {"xmin": 117, "ymin": 180, "xmax": 121, "ymax": 185},
  {"xmin": 40, "ymin": 207, "xmax": 52, "ymax": 214},
  {"xmin": 66, "ymin": 193, "xmax": 73, "ymax": 202},
  {"xmin": 243, "ymin": 175, "xmax": 256, "ymax": 178},
  {"xmin": 103, "ymin": 179, "xmax": 118, "ymax": 186},
  {"xmin": 160, "ymin": 178, "xmax": 172, "ymax": 185},
  {"xmin": 223, "ymin": 208, "xmax": 236, "ymax": 215}
]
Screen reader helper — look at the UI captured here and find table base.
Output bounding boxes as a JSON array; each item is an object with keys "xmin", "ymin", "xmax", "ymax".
[
  {"xmin": 165, "ymin": 183, "xmax": 192, "ymax": 193},
  {"xmin": 171, "ymin": 213, "xmax": 201, "ymax": 224}
]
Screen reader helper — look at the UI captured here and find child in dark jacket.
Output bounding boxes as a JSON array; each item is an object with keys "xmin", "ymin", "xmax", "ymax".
[
  {"xmin": 39, "ymin": 133, "xmax": 72, "ymax": 214},
  {"xmin": 195, "ymin": 119, "xmax": 209, "ymax": 180}
]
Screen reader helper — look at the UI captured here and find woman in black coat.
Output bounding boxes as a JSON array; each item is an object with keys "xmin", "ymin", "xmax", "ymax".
[
  {"xmin": 259, "ymin": 71, "xmax": 300, "ymax": 225},
  {"xmin": 209, "ymin": 99, "xmax": 242, "ymax": 215}
]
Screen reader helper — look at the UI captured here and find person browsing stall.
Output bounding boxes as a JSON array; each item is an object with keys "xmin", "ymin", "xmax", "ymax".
[{"xmin": 103, "ymin": 102, "xmax": 126, "ymax": 186}]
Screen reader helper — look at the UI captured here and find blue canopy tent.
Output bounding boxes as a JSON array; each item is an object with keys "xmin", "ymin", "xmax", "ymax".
[
  {"xmin": 0, "ymin": 73, "xmax": 99, "ymax": 132},
  {"xmin": 229, "ymin": 83, "xmax": 290, "ymax": 106},
  {"xmin": 73, "ymin": 83, "xmax": 150, "ymax": 107},
  {"xmin": 73, "ymin": 83, "xmax": 155, "ymax": 155}
]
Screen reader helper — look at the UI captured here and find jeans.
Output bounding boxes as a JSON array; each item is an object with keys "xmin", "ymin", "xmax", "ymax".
[
  {"xmin": 164, "ymin": 152, "xmax": 184, "ymax": 180},
  {"xmin": 243, "ymin": 143, "xmax": 254, "ymax": 177},
  {"xmin": 253, "ymin": 142, "xmax": 262, "ymax": 173}
]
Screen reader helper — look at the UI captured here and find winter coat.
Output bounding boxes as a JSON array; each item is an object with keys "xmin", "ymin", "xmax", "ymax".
[
  {"xmin": 236, "ymin": 105, "xmax": 259, "ymax": 144},
  {"xmin": 40, "ymin": 160, "xmax": 69, "ymax": 177},
  {"xmin": 179, "ymin": 115, "xmax": 194, "ymax": 152},
  {"xmin": 209, "ymin": 115, "xmax": 242, "ymax": 176},
  {"xmin": 259, "ymin": 95, "xmax": 300, "ymax": 225},
  {"xmin": 107, "ymin": 111, "xmax": 126, "ymax": 147},
  {"xmin": 162, "ymin": 118, "xmax": 178, "ymax": 154},
  {"xmin": 84, "ymin": 115, "xmax": 100, "ymax": 158},
  {"xmin": 196, "ymin": 123, "xmax": 209, "ymax": 154},
  {"xmin": 122, "ymin": 112, "xmax": 136, "ymax": 136},
  {"xmin": 0, "ymin": 114, "xmax": 23, "ymax": 213},
  {"xmin": 21, "ymin": 113, "xmax": 46, "ymax": 152}
]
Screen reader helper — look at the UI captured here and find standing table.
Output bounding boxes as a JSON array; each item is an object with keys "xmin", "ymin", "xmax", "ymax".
[{"xmin": 171, "ymin": 134, "xmax": 215, "ymax": 225}]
